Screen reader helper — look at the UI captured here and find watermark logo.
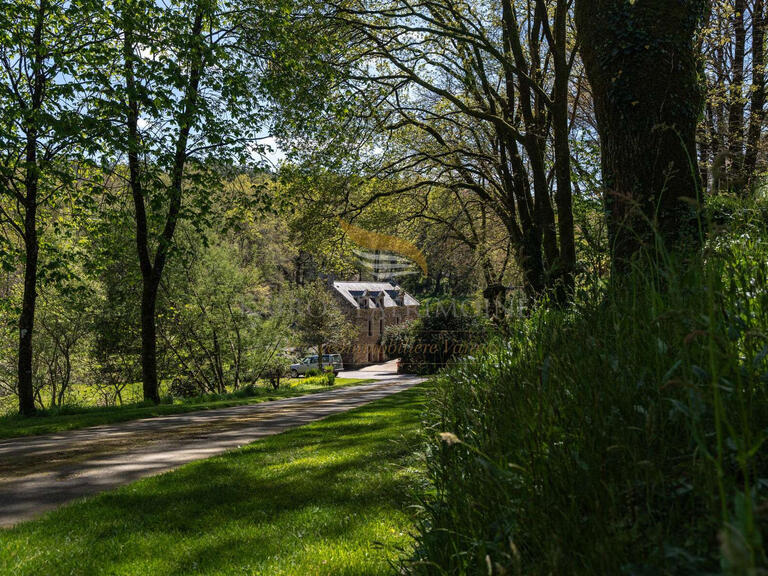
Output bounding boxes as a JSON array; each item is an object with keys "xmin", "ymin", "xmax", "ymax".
[{"xmin": 339, "ymin": 219, "xmax": 428, "ymax": 279}]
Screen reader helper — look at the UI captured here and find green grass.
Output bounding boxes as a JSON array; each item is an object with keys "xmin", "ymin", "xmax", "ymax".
[
  {"xmin": 0, "ymin": 378, "xmax": 374, "ymax": 440},
  {"xmin": 0, "ymin": 385, "xmax": 426, "ymax": 575},
  {"xmin": 408, "ymin": 199, "xmax": 768, "ymax": 574}
]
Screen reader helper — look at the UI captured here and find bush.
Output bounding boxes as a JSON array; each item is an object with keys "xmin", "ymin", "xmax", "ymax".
[
  {"xmin": 383, "ymin": 302, "xmax": 489, "ymax": 375},
  {"xmin": 234, "ymin": 383, "xmax": 258, "ymax": 398},
  {"xmin": 299, "ymin": 372, "xmax": 336, "ymax": 387},
  {"xmin": 407, "ymin": 208, "xmax": 768, "ymax": 574},
  {"xmin": 262, "ymin": 355, "xmax": 290, "ymax": 390},
  {"xmin": 168, "ymin": 378, "xmax": 198, "ymax": 399}
]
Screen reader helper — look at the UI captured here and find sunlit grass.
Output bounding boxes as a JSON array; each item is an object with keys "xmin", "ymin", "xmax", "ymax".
[
  {"xmin": 0, "ymin": 378, "xmax": 373, "ymax": 439},
  {"xmin": 0, "ymin": 385, "xmax": 425, "ymax": 575}
]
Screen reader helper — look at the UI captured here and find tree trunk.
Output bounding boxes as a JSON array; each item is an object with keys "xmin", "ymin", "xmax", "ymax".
[
  {"xmin": 728, "ymin": 0, "xmax": 747, "ymax": 166},
  {"xmin": 744, "ymin": 0, "xmax": 766, "ymax": 182},
  {"xmin": 517, "ymin": 231, "xmax": 545, "ymax": 299},
  {"xmin": 58, "ymin": 346, "xmax": 71, "ymax": 407},
  {"xmin": 18, "ymin": 195, "xmax": 39, "ymax": 416},
  {"xmin": 123, "ymin": 4, "xmax": 204, "ymax": 403},
  {"xmin": 17, "ymin": 0, "xmax": 48, "ymax": 417},
  {"xmin": 552, "ymin": 0, "xmax": 576, "ymax": 300},
  {"xmin": 140, "ymin": 278, "xmax": 161, "ymax": 403},
  {"xmin": 575, "ymin": 0, "xmax": 707, "ymax": 268},
  {"xmin": 212, "ymin": 328, "xmax": 225, "ymax": 393}
]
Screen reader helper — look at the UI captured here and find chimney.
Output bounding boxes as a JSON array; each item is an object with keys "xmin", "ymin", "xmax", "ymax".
[{"xmin": 393, "ymin": 288, "xmax": 405, "ymax": 306}]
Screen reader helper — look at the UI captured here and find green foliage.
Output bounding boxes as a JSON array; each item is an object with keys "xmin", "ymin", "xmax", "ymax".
[
  {"xmin": 293, "ymin": 279, "xmax": 356, "ymax": 365},
  {"xmin": 407, "ymin": 201, "xmax": 768, "ymax": 574},
  {"xmin": 301, "ymin": 374, "xmax": 326, "ymax": 386},
  {"xmin": 382, "ymin": 301, "xmax": 489, "ymax": 375},
  {"xmin": 168, "ymin": 378, "xmax": 198, "ymax": 399},
  {"xmin": 260, "ymin": 353, "xmax": 291, "ymax": 390},
  {"xmin": 300, "ymin": 371, "xmax": 336, "ymax": 387},
  {"xmin": 162, "ymin": 238, "xmax": 277, "ymax": 394}
]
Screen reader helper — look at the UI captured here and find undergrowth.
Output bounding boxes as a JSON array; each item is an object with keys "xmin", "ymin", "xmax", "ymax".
[{"xmin": 408, "ymin": 197, "xmax": 768, "ymax": 575}]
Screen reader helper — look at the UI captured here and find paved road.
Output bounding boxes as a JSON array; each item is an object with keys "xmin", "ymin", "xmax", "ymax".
[
  {"xmin": 337, "ymin": 358, "xmax": 402, "ymax": 380},
  {"xmin": 0, "ymin": 376, "xmax": 421, "ymax": 528}
]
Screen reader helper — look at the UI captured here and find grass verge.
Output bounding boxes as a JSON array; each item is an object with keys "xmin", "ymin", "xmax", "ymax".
[
  {"xmin": 1, "ymin": 384, "xmax": 425, "ymax": 576},
  {"xmin": 0, "ymin": 378, "xmax": 374, "ymax": 440},
  {"xmin": 407, "ymin": 198, "xmax": 768, "ymax": 574}
]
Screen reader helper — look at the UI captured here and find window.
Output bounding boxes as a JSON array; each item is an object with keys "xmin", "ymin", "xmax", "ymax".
[
  {"xmin": 379, "ymin": 318, "xmax": 383, "ymax": 334},
  {"xmin": 368, "ymin": 317, "xmax": 372, "ymax": 337}
]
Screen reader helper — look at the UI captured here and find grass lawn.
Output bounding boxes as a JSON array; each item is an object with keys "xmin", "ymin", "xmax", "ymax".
[
  {"xmin": 0, "ymin": 385, "xmax": 425, "ymax": 576},
  {"xmin": 0, "ymin": 378, "xmax": 374, "ymax": 440}
]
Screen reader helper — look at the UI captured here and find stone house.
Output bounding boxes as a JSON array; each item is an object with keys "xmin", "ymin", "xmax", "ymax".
[{"xmin": 330, "ymin": 281, "xmax": 419, "ymax": 368}]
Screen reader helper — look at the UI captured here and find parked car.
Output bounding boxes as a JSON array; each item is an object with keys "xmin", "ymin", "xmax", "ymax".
[{"xmin": 290, "ymin": 354, "xmax": 344, "ymax": 378}]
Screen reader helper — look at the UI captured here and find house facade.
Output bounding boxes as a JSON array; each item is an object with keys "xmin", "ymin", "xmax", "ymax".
[{"xmin": 330, "ymin": 281, "xmax": 419, "ymax": 368}]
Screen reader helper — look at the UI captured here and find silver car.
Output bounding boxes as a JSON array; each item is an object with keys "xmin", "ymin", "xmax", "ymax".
[{"xmin": 290, "ymin": 354, "xmax": 344, "ymax": 378}]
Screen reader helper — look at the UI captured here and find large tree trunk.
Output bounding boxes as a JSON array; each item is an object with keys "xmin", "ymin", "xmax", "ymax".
[
  {"xmin": 17, "ymin": 1, "xmax": 47, "ymax": 417},
  {"xmin": 518, "ymin": 230, "xmax": 545, "ymax": 299},
  {"xmin": 18, "ymin": 193, "xmax": 38, "ymax": 417},
  {"xmin": 575, "ymin": 0, "xmax": 707, "ymax": 268}
]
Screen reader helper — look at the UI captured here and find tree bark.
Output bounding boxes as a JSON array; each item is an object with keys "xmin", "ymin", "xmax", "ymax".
[
  {"xmin": 551, "ymin": 0, "xmax": 576, "ymax": 299},
  {"xmin": 744, "ymin": 0, "xmax": 766, "ymax": 181},
  {"xmin": 18, "ymin": 196, "xmax": 38, "ymax": 416},
  {"xmin": 729, "ymin": 0, "xmax": 747, "ymax": 164},
  {"xmin": 575, "ymin": 0, "xmax": 707, "ymax": 268},
  {"xmin": 140, "ymin": 278, "xmax": 161, "ymax": 403}
]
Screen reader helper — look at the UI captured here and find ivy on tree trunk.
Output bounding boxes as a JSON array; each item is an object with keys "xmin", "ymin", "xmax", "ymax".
[{"xmin": 576, "ymin": 0, "xmax": 708, "ymax": 268}]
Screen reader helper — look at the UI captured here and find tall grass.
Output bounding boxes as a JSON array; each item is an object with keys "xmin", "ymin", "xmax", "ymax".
[{"xmin": 408, "ymin": 197, "xmax": 768, "ymax": 574}]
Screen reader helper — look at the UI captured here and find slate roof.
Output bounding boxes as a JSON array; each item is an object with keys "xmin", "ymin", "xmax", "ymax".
[{"xmin": 332, "ymin": 281, "xmax": 419, "ymax": 310}]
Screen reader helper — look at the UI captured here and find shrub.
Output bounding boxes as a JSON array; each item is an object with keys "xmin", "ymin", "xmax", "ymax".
[
  {"xmin": 298, "ymin": 372, "xmax": 336, "ymax": 387},
  {"xmin": 233, "ymin": 384, "xmax": 258, "ymax": 398},
  {"xmin": 168, "ymin": 378, "xmax": 198, "ymax": 399},
  {"xmin": 262, "ymin": 354, "xmax": 290, "ymax": 390},
  {"xmin": 383, "ymin": 302, "xmax": 489, "ymax": 375},
  {"xmin": 407, "ymin": 204, "xmax": 768, "ymax": 574},
  {"xmin": 301, "ymin": 375, "xmax": 327, "ymax": 387}
]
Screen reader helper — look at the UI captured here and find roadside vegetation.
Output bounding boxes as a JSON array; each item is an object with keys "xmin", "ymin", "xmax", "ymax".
[
  {"xmin": 0, "ymin": 386, "xmax": 425, "ymax": 576},
  {"xmin": 407, "ymin": 197, "xmax": 768, "ymax": 574}
]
